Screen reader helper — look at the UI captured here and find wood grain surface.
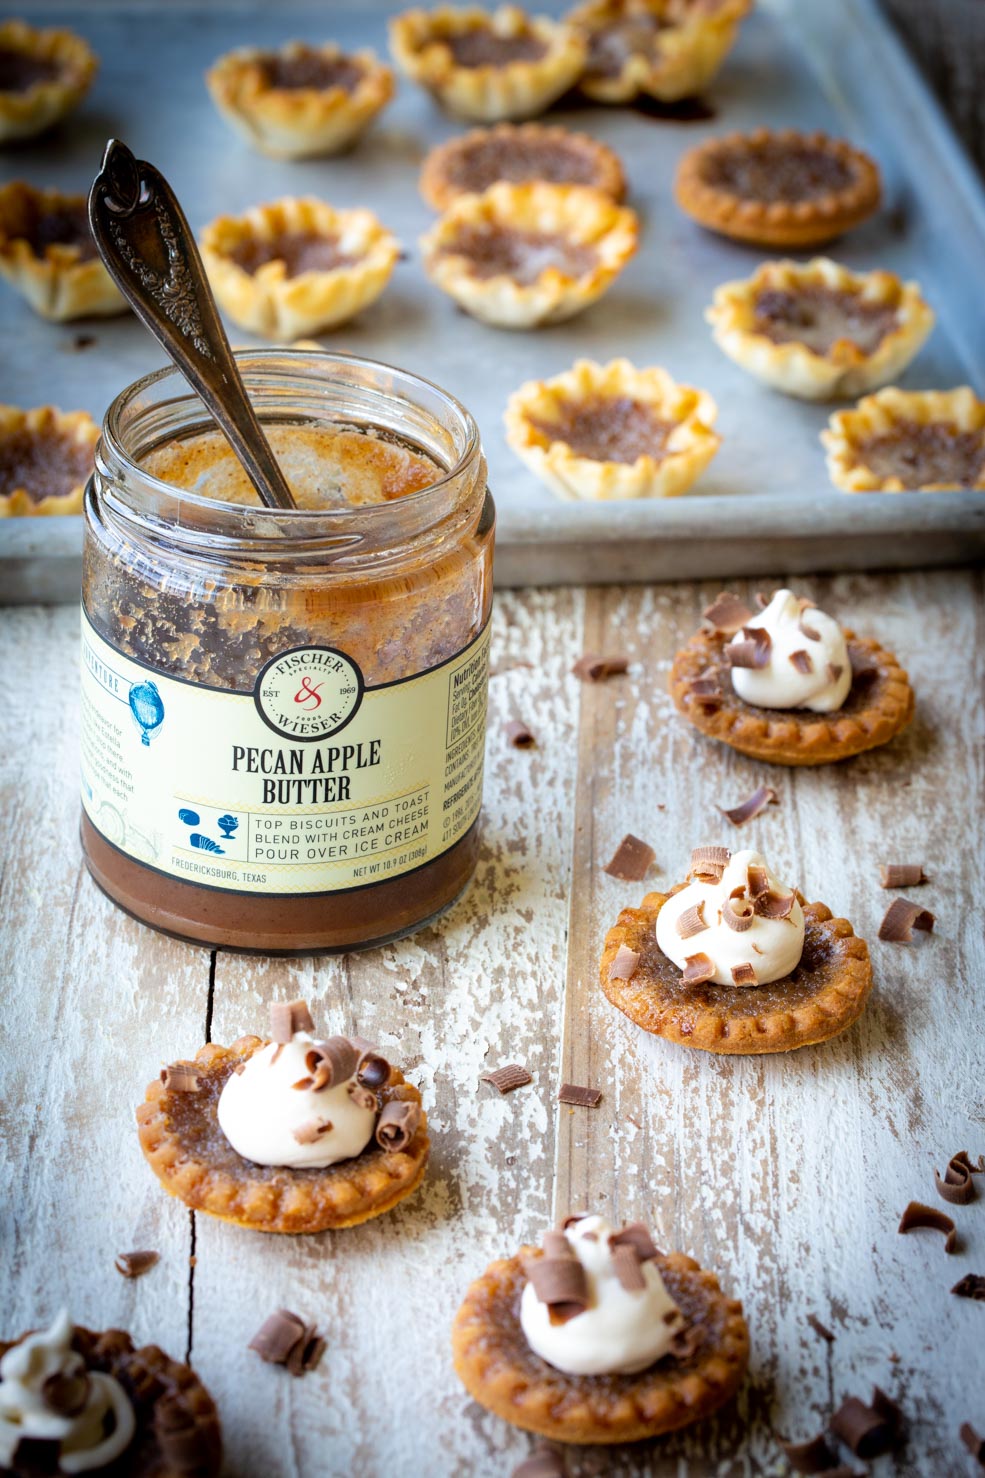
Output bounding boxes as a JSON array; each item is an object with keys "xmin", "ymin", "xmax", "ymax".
[{"xmin": 2, "ymin": 573, "xmax": 983, "ymax": 1477}]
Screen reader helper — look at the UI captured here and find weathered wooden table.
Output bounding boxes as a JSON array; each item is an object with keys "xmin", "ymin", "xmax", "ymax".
[{"xmin": 2, "ymin": 569, "xmax": 982, "ymax": 1476}]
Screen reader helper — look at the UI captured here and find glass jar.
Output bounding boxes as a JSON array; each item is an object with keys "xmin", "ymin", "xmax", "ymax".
[{"xmin": 80, "ymin": 349, "xmax": 494, "ymax": 952}]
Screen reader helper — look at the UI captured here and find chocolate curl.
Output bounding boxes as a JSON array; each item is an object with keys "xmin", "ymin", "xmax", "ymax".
[
  {"xmin": 572, "ymin": 653, "xmax": 628, "ymax": 682},
  {"xmin": 375, "ymin": 1098, "xmax": 422, "ymax": 1152},
  {"xmin": 511, "ymin": 1444, "xmax": 569, "ymax": 1478},
  {"xmin": 722, "ymin": 893, "xmax": 754, "ymax": 931},
  {"xmin": 481, "ymin": 1063, "xmax": 533, "ymax": 1094},
  {"xmin": 526, "ymin": 1241, "xmax": 589, "ymax": 1324},
  {"xmin": 789, "ymin": 649, "xmax": 814, "ymax": 674},
  {"xmin": 828, "ymin": 663, "xmax": 844, "ymax": 685},
  {"xmin": 608, "ymin": 1222, "xmax": 659, "ymax": 1262},
  {"xmin": 355, "ymin": 1048, "xmax": 391, "ymax": 1089},
  {"xmin": 731, "ymin": 962, "xmax": 758, "ymax": 986},
  {"xmin": 952, "ymin": 1274, "xmax": 985, "ymax": 1300},
  {"xmin": 961, "ymin": 1423, "xmax": 985, "ymax": 1466},
  {"xmin": 270, "ymin": 998, "xmax": 314, "ymax": 1043},
  {"xmin": 935, "ymin": 1149, "xmax": 983, "ymax": 1205},
  {"xmin": 115, "ymin": 1249, "xmax": 159, "ymax": 1280},
  {"xmin": 682, "ymin": 952, "xmax": 715, "ymax": 985},
  {"xmin": 611, "ymin": 1242, "xmax": 646, "ymax": 1291},
  {"xmin": 347, "ymin": 1082, "xmax": 379, "ymax": 1112},
  {"xmin": 668, "ymin": 1322, "xmax": 702, "ymax": 1360},
  {"xmin": 702, "ymin": 591, "xmax": 754, "ymax": 632},
  {"xmin": 41, "ymin": 1369, "xmax": 90, "ymax": 1417},
  {"xmin": 756, "ymin": 888, "xmax": 796, "ymax": 920},
  {"xmin": 879, "ymin": 862, "xmax": 928, "ymax": 888},
  {"xmin": 504, "ymin": 719, "xmax": 536, "ymax": 748},
  {"xmin": 689, "ymin": 844, "xmax": 730, "ymax": 880},
  {"xmin": 829, "ymin": 1388, "xmax": 901, "ymax": 1458},
  {"xmin": 897, "ymin": 1200, "xmax": 958, "ymax": 1253},
  {"xmin": 293, "ymin": 1036, "xmax": 360, "ymax": 1091},
  {"xmin": 558, "ymin": 1082, "xmax": 602, "ymax": 1108},
  {"xmin": 747, "ymin": 864, "xmax": 769, "ymax": 899},
  {"xmin": 249, "ymin": 1309, "xmax": 307, "ymax": 1366},
  {"xmin": 778, "ymin": 1432, "xmax": 839, "ymax": 1474},
  {"xmin": 160, "ymin": 1064, "xmax": 199, "ymax": 1093},
  {"xmin": 726, "ymin": 626, "xmax": 772, "ymax": 669},
  {"xmin": 878, "ymin": 898, "xmax": 935, "ymax": 942},
  {"xmin": 676, "ymin": 902, "xmax": 707, "ymax": 938},
  {"xmin": 292, "ymin": 1118, "xmax": 332, "ymax": 1145},
  {"xmin": 688, "ymin": 672, "xmax": 722, "ymax": 709},
  {"xmin": 608, "ymin": 943, "xmax": 640, "ymax": 981},
  {"xmin": 604, "ymin": 834, "xmax": 655, "ymax": 882},
  {"xmin": 719, "ymin": 784, "xmax": 778, "ymax": 827},
  {"xmin": 800, "ymin": 615, "xmax": 821, "ymax": 642}
]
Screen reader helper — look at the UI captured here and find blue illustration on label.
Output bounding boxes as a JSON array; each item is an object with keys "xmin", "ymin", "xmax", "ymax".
[
  {"xmin": 190, "ymin": 833, "xmax": 225, "ymax": 855},
  {"xmin": 128, "ymin": 680, "xmax": 165, "ymax": 746},
  {"xmin": 177, "ymin": 808, "xmax": 200, "ymax": 826},
  {"xmin": 217, "ymin": 814, "xmax": 239, "ymax": 840}
]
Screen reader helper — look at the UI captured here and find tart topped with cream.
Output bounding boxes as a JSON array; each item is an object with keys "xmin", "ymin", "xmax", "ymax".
[
  {"xmin": 453, "ymin": 1213, "xmax": 748, "ymax": 1442},
  {"xmin": 670, "ymin": 588, "xmax": 915, "ymax": 764},
  {"xmin": 0, "ymin": 182, "xmax": 126, "ymax": 322},
  {"xmin": 137, "ymin": 999, "xmax": 428, "ymax": 1233},
  {"xmin": 419, "ymin": 122, "xmax": 626, "ymax": 210},
  {"xmin": 0, "ymin": 404, "xmax": 98, "ymax": 518},
  {"xmin": 675, "ymin": 128, "xmax": 882, "ymax": 247},
  {"xmin": 0, "ymin": 18, "xmax": 97, "ymax": 143},
  {"xmin": 707, "ymin": 258, "xmax": 934, "ymax": 401},
  {"xmin": 570, "ymin": 0, "xmax": 751, "ymax": 104},
  {"xmin": 601, "ymin": 845, "xmax": 873, "ymax": 1054},
  {"xmin": 823, "ymin": 386, "xmax": 985, "ymax": 492}
]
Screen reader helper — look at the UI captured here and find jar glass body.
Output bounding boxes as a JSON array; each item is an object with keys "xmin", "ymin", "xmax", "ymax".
[{"xmin": 80, "ymin": 350, "xmax": 494, "ymax": 952}]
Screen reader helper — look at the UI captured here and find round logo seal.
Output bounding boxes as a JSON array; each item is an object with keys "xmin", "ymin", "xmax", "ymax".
[{"xmin": 254, "ymin": 646, "xmax": 364, "ymax": 741}]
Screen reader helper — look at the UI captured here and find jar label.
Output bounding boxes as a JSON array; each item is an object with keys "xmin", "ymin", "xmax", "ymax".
[{"xmin": 80, "ymin": 609, "xmax": 490, "ymax": 896}]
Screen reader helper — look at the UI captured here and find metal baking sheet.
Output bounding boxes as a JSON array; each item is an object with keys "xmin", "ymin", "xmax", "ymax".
[{"xmin": 2, "ymin": 0, "xmax": 984, "ymax": 601}]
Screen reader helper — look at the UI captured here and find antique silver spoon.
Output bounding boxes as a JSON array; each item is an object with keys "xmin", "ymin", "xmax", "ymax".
[{"xmin": 88, "ymin": 138, "xmax": 297, "ymax": 512}]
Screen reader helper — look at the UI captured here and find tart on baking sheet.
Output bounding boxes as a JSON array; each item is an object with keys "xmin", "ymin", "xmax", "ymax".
[
  {"xmin": 0, "ymin": 181, "xmax": 126, "ymax": 322},
  {"xmin": 706, "ymin": 258, "xmax": 934, "ymax": 401},
  {"xmin": 570, "ymin": 0, "xmax": 751, "ymax": 105},
  {"xmin": 137, "ymin": 999, "xmax": 429, "ymax": 1233},
  {"xmin": 206, "ymin": 40, "xmax": 394, "ymax": 158},
  {"xmin": 0, "ymin": 18, "xmax": 97, "ymax": 143},
  {"xmin": 822, "ymin": 386, "xmax": 985, "ymax": 492},
  {"xmin": 0, "ymin": 404, "xmax": 98, "ymax": 518},
  {"xmin": 453, "ymin": 1213, "xmax": 748, "ymax": 1443},
  {"xmin": 200, "ymin": 196, "xmax": 400, "ymax": 341},
  {"xmin": 504, "ymin": 357, "xmax": 720, "ymax": 499},
  {"xmin": 420, "ymin": 180, "xmax": 638, "ymax": 327},
  {"xmin": 669, "ymin": 588, "xmax": 915, "ymax": 764},
  {"xmin": 600, "ymin": 845, "xmax": 873, "ymax": 1054},
  {"xmin": 419, "ymin": 121, "xmax": 626, "ymax": 210},
  {"xmin": 389, "ymin": 4, "xmax": 587, "ymax": 122},
  {"xmin": 675, "ymin": 128, "xmax": 882, "ymax": 247}
]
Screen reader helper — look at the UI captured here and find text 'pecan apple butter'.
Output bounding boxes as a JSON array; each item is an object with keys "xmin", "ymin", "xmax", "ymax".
[{"xmin": 80, "ymin": 349, "xmax": 494, "ymax": 951}]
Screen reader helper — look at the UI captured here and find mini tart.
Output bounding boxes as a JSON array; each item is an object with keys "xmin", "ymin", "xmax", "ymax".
[
  {"xmin": 389, "ymin": 5, "xmax": 587, "ymax": 123},
  {"xmin": 421, "ymin": 181, "xmax": 638, "ymax": 328},
  {"xmin": 822, "ymin": 386, "xmax": 985, "ymax": 492},
  {"xmin": 505, "ymin": 357, "xmax": 719, "ymax": 499},
  {"xmin": 0, "ymin": 181, "xmax": 126, "ymax": 322},
  {"xmin": 669, "ymin": 620, "xmax": 914, "ymax": 764},
  {"xmin": 0, "ymin": 403, "xmax": 98, "ymax": 517},
  {"xmin": 452, "ymin": 1246, "xmax": 748, "ymax": 1443},
  {"xmin": 137, "ymin": 1036, "xmax": 429, "ymax": 1233},
  {"xmin": 200, "ymin": 197, "xmax": 400, "ymax": 342},
  {"xmin": 0, "ymin": 1325, "xmax": 222, "ymax": 1477},
  {"xmin": 707, "ymin": 258, "xmax": 934, "ymax": 402},
  {"xmin": 419, "ymin": 122, "xmax": 626, "ymax": 210},
  {"xmin": 0, "ymin": 19, "xmax": 97, "ymax": 143},
  {"xmin": 601, "ymin": 888, "xmax": 872, "ymax": 1054},
  {"xmin": 570, "ymin": 0, "xmax": 751, "ymax": 105},
  {"xmin": 675, "ymin": 129, "xmax": 881, "ymax": 248},
  {"xmin": 206, "ymin": 41, "xmax": 394, "ymax": 159}
]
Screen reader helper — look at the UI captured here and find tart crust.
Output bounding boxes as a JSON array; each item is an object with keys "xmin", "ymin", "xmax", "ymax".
[
  {"xmin": 822, "ymin": 386, "xmax": 985, "ymax": 492},
  {"xmin": 0, "ymin": 18, "xmax": 97, "ymax": 143},
  {"xmin": 706, "ymin": 257, "xmax": 934, "ymax": 401},
  {"xmin": 0, "ymin": 1324, "xmax": 222, "ymax": 1477},
  {"xmin": 137, "ymin": 1037, "xmax": 429, "ymax": 1233},
  {"xmin": 0, "ymin": 181, "xmax": 125, "ymax": 322},
  {"xmin": 0, "ymin": 403, "xmax": 98, "ymax": 518},
  {"xmin": 390, "ymin": 4, "xmax": 587, "ymax": 122},
  {"xmin": 600, "ymin": 888, "xmax": 872, "ymax": 1054},
  {"xmin": 421, "ymin": 180, "xmax": 638, "ymax": 327},
  {"xmin": 419, "ymin": 122, "xmax": 626, "ymax": 210},
  {"xmin": 452, "ymin": 1246, "xmax": 748, "ymax": 1443},
  {"xmin": 571, "ymin": 0, "xmax": 751, "ymax": 105},
  {"xmin": 504, "ymin": 356, "xmax": 720, "ymax": 499},
  {"xmin": 669, "ymin": 622, "xmax": 914, "ymax": 764},
  {"xmin": 206, "ymin": 41, "xmax": 394, "ymax": 159},
  {"xmin": 675, "ymin": 128, "xmax": 882, "ymax": 247},
  {"xmin": 200, "ymin": 196, "xmax": 400, "ymax": 341}
]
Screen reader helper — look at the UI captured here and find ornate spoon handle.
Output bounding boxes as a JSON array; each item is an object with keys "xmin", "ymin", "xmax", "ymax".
[{"xmin": 89, "ymin": 139, "xmax": 297, "ymax": 512}]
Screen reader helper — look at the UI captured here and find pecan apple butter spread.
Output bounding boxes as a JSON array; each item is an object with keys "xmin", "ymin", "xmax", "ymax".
[
  {"xmin": 444, "ymin": 224, "xmax": 599, "ymax": 284},
  {"xmin": 529, "ymin": 395, "xmax": 673, "ymax": 463},
  {"xmin": 261, "ymin": 52, "xmax": 364, "ymax": 93},
  {"xmin": 704, "ymin": 142, "xmax": 854, "ymax": 202},
  {"xmin": 753, "ymin": 286, "xmax": 897, "ymax": 356},
  {"xmin": 852, "ymin": 419, "xmax": 985, "ymax": 489},
  {"xmin": 227, "ymin": 232, "xmax": 359, "ymax": 279}
]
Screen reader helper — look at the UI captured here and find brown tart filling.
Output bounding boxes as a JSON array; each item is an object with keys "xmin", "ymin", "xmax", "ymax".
[
  {"xmin": 443, "ymin": 223, "xmax": 598, "ymax": 284},
  {"xmin": 227, "ymin": 229, "xmax": 359, "ymax": 278},
  {"xmin": 703, "ymin": 139, "xmax": 854, "ymax": 202},
  {"xmin": 850, "ymin": 419, "xmax": 985, "ymax": 490},
  {"xmin": 260, "ymin": 51, "xmax": 364, "ymax": 92},
  {"xmin": 528, "ymin": 394, "xmax": 673, "ymax": 463},
  {"xmin": 753, "ymin": 285, "xmax": 898, "ymax": 356},
  {"xmin": 0, "ymin": 44, "xmax": 60, "ymax": 92},
  {"xmin": 446, "ymin": 29, "xmax": 549, "ymax": 68},
  {"xmin": 585, "ymin": 12, "xmax": 667, "ymax": 79},
  {"xmin": 452, "ymin": 135, "xmax": 601, "ymax": 192},
  {"xmin": 0, "ymin": 424, "xmax": 93, "ymax": 506}
]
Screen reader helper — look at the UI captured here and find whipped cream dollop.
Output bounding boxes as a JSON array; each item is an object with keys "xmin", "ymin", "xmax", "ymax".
[
  {"xmin": 0, "ymin": 1312, "xmax": 135, "ymax": 1474},
  {"xmin": 519, "ymin": 1215, "xmax": 683, "ymax": 1377},
  {"xmin": 656, "ymin": 847, "xmax": 805, "ymax": 987},
  {"xmin": 728, "ymin": 589, "xmax": 851, "ymax": 712}
]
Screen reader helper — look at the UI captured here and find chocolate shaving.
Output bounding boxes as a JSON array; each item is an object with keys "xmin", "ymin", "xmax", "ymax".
[
  {"xmin": 375, "ymin": 1098, "xmax": 422, "ymax": 1151},
  {"xmin": 292, "ymin": 1117, "xmax": 332, "ymax": 1144},
  {"xmin": 754, "ymin": 590, "xmax": 770, "ymax": 608},
  {"xmin": 878, "ymin": 897, "xmax": 935, "ymax": 942},
  {"xmin": 611, "ymin": 1242, "xmax": 646, "ymax": 1292},
  {"xmin": 849, "ymin": 648, "xmax": 880, "ymax": 684},
  {"xmin": 689, "ymin": 844, "xmax": 731, "ymax": 878},
  {"xmin": 702, "ymin": 591, "xmax": 754, "ymax": 632},
  {"xmin": 682, "ymin": 952, "xmax": 715, "ymax": 985},
  {"xmin": 115, "ymin": 1249, "xmax": 160, "ymax": 1280},
  {"xmin": 897, "ymin": 1200, "xmax": 958, "ymax": 1252},
  {"xmin": 669, "ymin": 1322, "xmax": 702, "ymax": 1360},
  {"xmin": 41, "ymin": 1369, "xmax": 90, "ymax": 1417},
  {"xmin": 160, "ymin": 1064, "xmax": 199, "ymax": 1093},
  {"xmin": 504, "ymin": 719, "xmax": 536, "ymax": 747},
  {"xmin": 727, "ymin": 626, "xmax": 772, "ymax": 669},
  {"xmin": 249, "ymin": 1309, "xmax": 308, "ymax": 1366},
  {"xmin": 829, "ymin": 1390, "xmax": 900, "ymax": 1458},
  {"xmin": 604, "ymin": 833, "xmax": 655, "ymax": 882},
  {"xmin": 270, "ymin": 998, "xmax": 314, "ymax": 1043},
  {"xmin": 828, "ymin": 663, "xmax": 844, "ymax": 685},
  {"xmin": 558, "ymin": 1082, "xmax": 602, "ymax": 1108},
  {"xmin": 572, "ymin": 653, "xmax": 629, "ymax": 682},
  {"xmin": 294, "ymin": 1035, "xmax": 361, "ymax": 1091},
  {"xmin": 511, "ymin": 1446, "xmax": 569, "ymax": 1478},
  {"xmin": 355, "ymin": 1048, "xmax": 391, "ymax": 1089},
  {"xmin": 790, "ymin": 649, "xmax": 814, "ymax": 674},
  {"xmin": 676, "ymin": 902, "xmax": 708, "ymax": 938},
  {"xmin": 952, "ymin": 1273, "xmax": 985, "ymax": 1301},
  {"xmin": 527, "ymin": 1241, "xmax": 589, "ymax": 1323},
  {"xmin": 807, "ymin": 1312, "xmax": 835, "ymax": 1343},
  {"xmin": 935, "ymin": 1149, "xmax": 983, "ymax": 1205},
  {"xmin": 961, "ymin": 1423, "xmax": 985, "ymax": 1466},
  {"xmin": 756, "ymin": 888, "xmax": 796, "ymax": 920},
  {"xmin": 480, "ymin": 1063, "xmax": 533, "ymax": 1094},
  {"xmin": 608, "ymin": 943, "xmax": 641, "ymax": 981},
  {"xmin": 719, "ymin": 783, "xmax": 778, "ymax": 827},
  {"xmin": 747, "ymin": 864, "xmax": 769, "ymax": 898},
  {"xmin": 285, "ymin": 1325, "xmax": 325, "ymax": 1378},
  {"xmin": 879, "ymin": 862, "xmax": 928, "ymax": 888},
  {"xmin": 778, "ymin": 1433, "xmax": 838, "ymax": 1473},
  {"xmin": 347, "ymin": 1082, "xmax": 379, "ymax": 1112},
  {"xmin": 609, "ymin": 1222, "xmax": 659, "ymax": 1261},
  {"xmin": 688, "ymin": 672, "xmax": 723, "ymax": 708},
  {"xmin": 800, "ymin": 615, "xmax": 821, "ymax": 642},
  {"xmin": 731, "ymin": 962, "xmax": 758, "ymax": 986},
  {"xmin": 722, "ymin": 893, "xmax": 754, "ymax": 931}
]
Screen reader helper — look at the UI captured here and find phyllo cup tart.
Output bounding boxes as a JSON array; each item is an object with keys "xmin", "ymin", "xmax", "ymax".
[
  {"xmin": 200, "ymin": 196, "xmax": 399, "ymax": 341},
  {"xmin": 0, "ymin": 1311, "xmax": 222, "ymax": 1476},
  {"xmin": 0, "ymin": 181, "xmax": 126, "ymax": 322},
  {"xmin": 505, "ymin": 357, "xmax": 719, "ymax": 499},
  {"xmin": 453, "ymin": 1213, "xmax": 749, "ymax": 1443},
  {"xmin": 137, "ymin": 999, "xmax": 429, "ymax": 1233},
  {"xmin": 0, "ymin": 403, "xmax": 98, "ymax": 518},
  {"xmin": 421, "ymin": 180, "xmax": 637, "ymax": 327},
  {"xmin": 0, "ymin": 18, "xmax": 97, "ymax": 143},
  {"xmin": 601, "ymin": 845, "xmax": 873, "ymax": 1055},
  {"xmin": 822, "ymin": 386, "xmax": 985, "ymax": 492},
  {"xmin": 419, "ymin": 122, "xmax": 626, "ymax": 210},
  {"xmin": 570, "ymin": 0, "xmax": 751, "ymax": 105},
  {"xmin": 675, "ymin": 128, "xmax": 881, "ymax": 248},
  {"xmin": 389, "ymin": 4, "xmax": 587, "ymax": 122},
  {"xmin": 707, "ymin": 258, "xmax": 934, "ymax": 401},
  {"xmin": 206, "ymin": 41, "xmax": 394, "ymax": 159}
]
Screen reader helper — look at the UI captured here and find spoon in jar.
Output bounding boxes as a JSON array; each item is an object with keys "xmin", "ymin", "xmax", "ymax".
[{"xmin": 88, "ymin": 138, "xmax": 297, "ymax": 512}]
